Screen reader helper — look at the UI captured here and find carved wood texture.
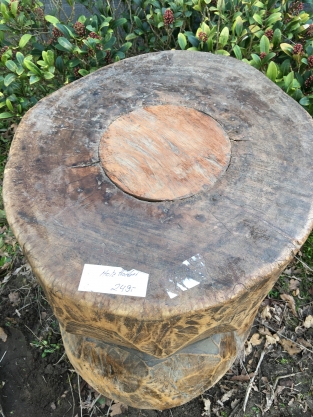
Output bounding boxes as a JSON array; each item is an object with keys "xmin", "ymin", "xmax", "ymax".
[{"xmin": 3, "ymin": 51, "xmax": 313, "ymax": 409}]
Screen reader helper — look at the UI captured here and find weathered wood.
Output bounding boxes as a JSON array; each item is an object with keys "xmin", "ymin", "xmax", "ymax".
[{"xmin": 3, "ymin": 51, "xmax": 313, "ymax": 409}]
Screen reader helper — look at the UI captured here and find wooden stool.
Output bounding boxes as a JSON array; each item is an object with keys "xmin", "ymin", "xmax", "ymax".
[{"xmin": 3, "ymin": 51, "xmax": 313, "ymax": 409}]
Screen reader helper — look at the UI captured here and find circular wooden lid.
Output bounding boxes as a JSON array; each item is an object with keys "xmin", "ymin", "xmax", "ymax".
[
  {"xmin": 3, "ymin": 51, "xmax": 313, "ymax": 358},
  {"xmin": 99, "ymin": 105, "xmax": 231, "ymax": 201}
]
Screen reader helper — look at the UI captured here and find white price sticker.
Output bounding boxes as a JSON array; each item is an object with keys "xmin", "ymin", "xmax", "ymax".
[{"xmin": 78, "ymin": 264, "xmax": 149, "ymax": 297}]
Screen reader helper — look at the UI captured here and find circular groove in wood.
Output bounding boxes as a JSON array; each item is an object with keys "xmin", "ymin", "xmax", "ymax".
[{"xmin": 99, "ymin": 105, "xmax": 231, "ymax": 201}]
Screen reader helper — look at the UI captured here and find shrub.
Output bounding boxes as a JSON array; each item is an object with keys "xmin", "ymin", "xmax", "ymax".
[
  {"xmin": 0, "ymin": 0, "xmax": 313, "ymax": 123},
  {"xmin": 0, "ymin": 0, "xmax": 132, "ymax": 123},
  {"xmin": 122, "ymin": 0, "xmax": 313, "ymax": 115}
]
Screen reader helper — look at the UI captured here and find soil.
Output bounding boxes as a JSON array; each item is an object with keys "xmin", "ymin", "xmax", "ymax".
[{"xmin": 0, "ymin": 256, "xmax": 313, "ymax": 417}]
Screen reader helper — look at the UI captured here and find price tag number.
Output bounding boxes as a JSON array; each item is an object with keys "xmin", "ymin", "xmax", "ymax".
[
  {"xmin": 79, "ymin": 265, "xmax": 149, "ymax": 297},
  {"xmin": 111, "ymin": 283, "xmax": 136, "ymax": 293}
]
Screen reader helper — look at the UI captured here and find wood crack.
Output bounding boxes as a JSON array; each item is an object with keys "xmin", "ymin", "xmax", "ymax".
[{"xmin": 70, "ymin": 160, "xmax": 100, "ymax": 168}]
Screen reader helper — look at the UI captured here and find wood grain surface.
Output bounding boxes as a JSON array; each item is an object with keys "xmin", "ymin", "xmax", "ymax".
[
  {"xmin": 99, "ymin": 105, "xmax": 231, "ymax": 201},
  {"xmin": 62, "ymin": 325, "xmax": 247, "ymax": 409},
  {"xmin": 3, "ymin": 52, "xmax": 313, "ymax": 405}
]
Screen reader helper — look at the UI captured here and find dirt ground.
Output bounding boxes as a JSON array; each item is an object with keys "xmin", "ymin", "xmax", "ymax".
[{"xmin": 0, "ymin": 248, "xmax": 313, "ymax": 417}]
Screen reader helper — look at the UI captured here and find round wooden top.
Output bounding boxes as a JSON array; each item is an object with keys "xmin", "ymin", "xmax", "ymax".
[
  {"xmin": 3, "ymin": 51, "xmax": 313, "ymax": 357},
  {"xmin": 99, "ymin": 105, "xmax": 231, "ymax": 201}
]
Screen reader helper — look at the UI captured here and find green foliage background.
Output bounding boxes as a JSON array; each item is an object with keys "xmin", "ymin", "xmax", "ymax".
[{"xmin": 0, "ymin": 0, "xmax": 312, "ymax": 124}]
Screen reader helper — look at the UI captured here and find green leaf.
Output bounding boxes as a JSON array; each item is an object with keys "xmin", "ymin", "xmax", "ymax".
[
  {"xmin": 55, "ymin": 56, "xmax": 64, "ymax": 73},
  {"xmin": 292, "ymin": 88, "xmax": 303, "ymax": 101},
  {"xmin": 111, "ymin": 18, "xmax": 127, "ymax": 29},
  {"xmin": 266, "ymin": 61, "xmax": 277, "ymax": 82},
  {"xmin": 201, "ymin": 22, "xmax": 211, "ymax": 35},
  {"xmin": 119, "ymin": 42, "xmax": 132, "ymax": 53},
  {"xmin": 55, "ymin": 44, "xmax": 69, "ymax": 53},
  {"xmin": 235, "ymin": 16, "xmax": 243, "ymax": 37},
  {"xmin": 16, "ymin": 64, "xmax": 24, "ymax": 76},
  {"xmin": 72, "ymin": 45, "xmax": 83, "ymax": 53},
  {"xmin": 174, "ymin": 20, "xmax": 183, "ymax": 28},
  {"xmin": 207, "ymin": 37, "xmax": 213, "ymax": 52},
  {"xmin": 219, "ymin": 27, "xmax": 229, "ymax": 47},
  {"xmin": 125, "ymin": 33, "xmax": 138, "ymax": 41},
  {"xmin": 42, "ymin": 50, "xmax": 54, "ymax": 66},
  {"xmin": 266, "ymin": 12, "xmax": 282, "ymax": 26},
  {"xmin": 272, "ymin": 28, "xmax": 281, "ymax": 47},
  {"xmin": 16, "ymin": 51, "xmax": 24, "ymax": 65},
  {"xmin": 86, "ymin": 25, "xmax": 95, "ymax": 32},
  {"xmin": 284, "ymin": 71, "xmax": 294, "ymax": 89},
  {"xmin": 299, "ymin": 12, "xmax": 309, "ymax": 23},
  {"xmin": 43, "ymin": 72, "xmax": 54, "ymax": 80},
  {"xmin": 250, "ymin": 53, "xmax": 261, "ymax": 69},
  {"xmin": 233, "ymin": 45, "xmax": 242, "ymax": 60},
  {"xmin": 280, "ymin": 59, "xmax": 291, "ymax": 76},
  {"xmin": 19, "ymin": 34, "xmax": 32, "ymax": 48},
  {"xmin": 178, "ymin": 33, "xmax": 187, "ymax": 50},
  {"xmin": 217, "ymin": 0, "xmax": 225, "ymax": 11},
  {"xmin": 260, "ymin": 35, "xmax": 270, "ymax": 54},
  {"xmin": 57, "ymin": 37, "xmax": 74, "ymax": 52},
  {"xmin": 5, "ymin": 98, "xmax": 13, "ymax": 112},
  {"xmin": 56, "ymin": 23, "xmax": 75, "ymax": 39},
  {"xmin": 5, "ymin": 60, "xmax": 17, "ymax": 73},
  {"xmin": 186, "ymin": 35, "xmax": 199, "ymax": 47},
  {"xmin": 116, "ymin": 51, "xmax": 125, "ymax": 59},
  {"xmin": 280, "ymin": 43, "xmax": 293, "ymax": 57},
  {"xmin": 0, "ymin": 112, "xmax": 14, "ymax": 119},
  {"xmin": 299, "ymin": 97, "xmax": 310, "ymax": 106},
  {"xmin": 68, "ymin": 58, "xmax": 80, "ymax": 68},
  {"xmin": 29, "ymin": 75, "xmax": 40, "ymax": 84},
  {"xmin": 134, "ymin": 16, "xmax": 144, "ymax": 30},
  {"xmin": 102, "ymin": 37, "xmax": 117, "ymax": 50},
  {"xmin": 251, "ymin": 54, "xmax": 261, "ymax": 63},
  {"xmin": 78, "ymin": 69, "xmax": 89, "ymax": 76},
  {"xmin": 24, "ymin": 60, "xmax": 42, "ymax": 76},
  {"xmin": 10, "ymin": 1, "xmax": 18, "ymax": 17},
  {"xmin": 99, "ymin": 21, "xmax": 109, "ymax": 30},
  {"xmin": 4, "ymin": 73, "xmax": 16, "ymax": 87},
  {"xmin": 216, "ymin": 50, "xmax": 230, "ymax": 55},
  {"xmin": 261, "ymin": 52, "xmax": 276, "ymax": 64},
  {"xmin": 1, "ymin": 3, "xmax": 10, "ymax": 20},
  {"xmin": 45, "ymin": 15, "xmax": 60, "ymax": 25},
  {"xmin": 253, "ymin": 13, "xmax": 263, "ymax": 26}
]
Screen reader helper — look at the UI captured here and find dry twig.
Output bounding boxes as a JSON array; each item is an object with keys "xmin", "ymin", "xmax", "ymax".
[
  {"xmin": 0, "ymin": 351, "xmax": 7, "ymax": 363},
  {"xmin": 67, "ymin": 373, "xmax": 75, "ymax": 417},
  {"xmin": 89, "ymin": 393, "xmax": 102, "ymax": 416},
  {"xmin": 77, "ymin": 374, "xmax": 83, "ymax": 417},
  {"xmin": 295, "ymin": 255, "xmax": 313, "ymax": 272},
  {"xmin": 106, "ymin": 399, "xmax": 113, "ymax": 416},
  {"xmin": 53, "ymin": 352, "xmax": 66, "ymax": 366},
  {"xmin": 243, "ymin": 349, "xmax": 266, "ymax": 412},
  {"xmin": 0, "ymin": 403, "xmax": 6, "ymax": 417},
  {"xmin": 263, "ymin": 372, "xmax": 302, "ymax": 412}
]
